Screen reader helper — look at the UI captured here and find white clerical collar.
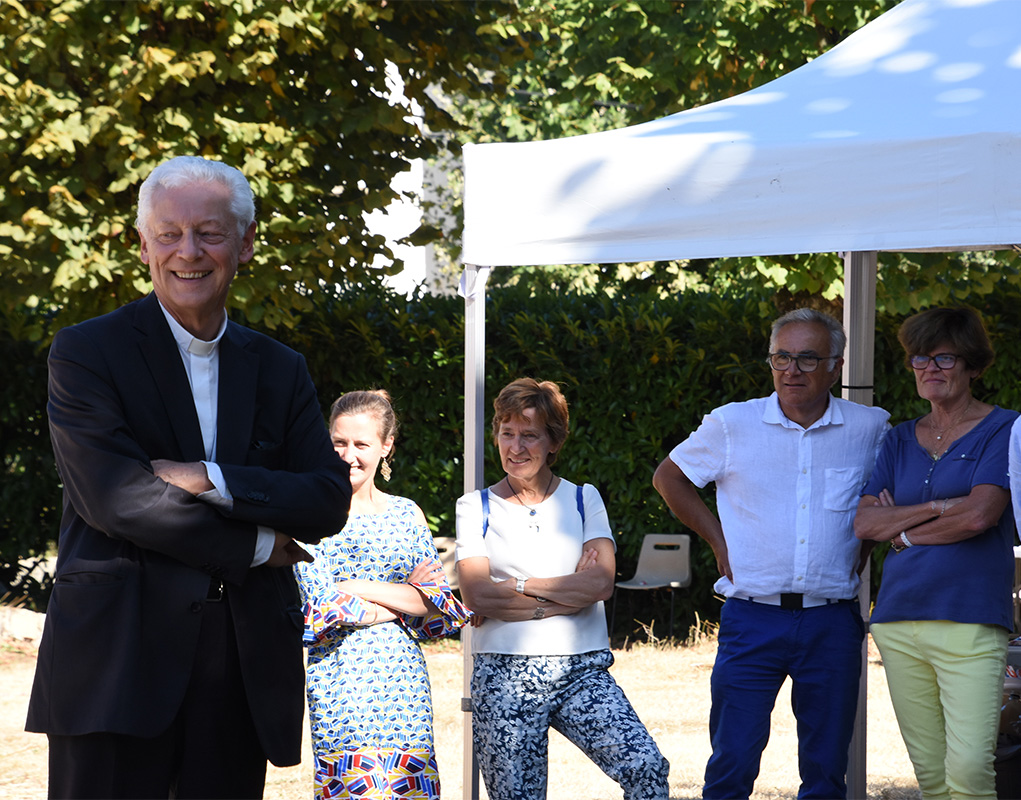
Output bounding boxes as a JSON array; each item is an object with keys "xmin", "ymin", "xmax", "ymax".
[{"xmin": 157, "ymin": 300, "xmax": 227, "ymax": 355}]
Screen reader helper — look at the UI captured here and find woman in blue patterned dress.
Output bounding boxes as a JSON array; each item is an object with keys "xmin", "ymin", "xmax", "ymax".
[{"xmin": 295, "ymin": 390, "xmax": 470, "ymax": 800}]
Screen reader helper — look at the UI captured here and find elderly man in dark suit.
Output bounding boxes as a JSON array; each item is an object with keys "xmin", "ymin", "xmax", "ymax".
[{"xmin": 26, "ymin": 156, "xmax": 351, "ymax": 799}]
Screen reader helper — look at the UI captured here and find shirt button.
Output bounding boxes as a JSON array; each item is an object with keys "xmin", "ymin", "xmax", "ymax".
[
  {"xmin": 190, "ymin": 602, "xmax": 203, "ymax": 613},
  {"xmin": 800, "ymin": 538, "xmax": 806, "ymax": 544},
  {"xmin": 796, "ymin": 576, "xmax": 804, "ymax": 581},
  {"xmin": 801, "ymin": 504, "xmax": 807, "ymax": 509},
  {"xmin": 802, "ymin": 468, "xmax": 807, "ymax": 474}
]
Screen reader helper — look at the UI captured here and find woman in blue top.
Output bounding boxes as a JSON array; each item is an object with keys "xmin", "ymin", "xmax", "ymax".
[{"xmin": 855, "ymin": 306, "xmax": 1017, "ymax": 800}]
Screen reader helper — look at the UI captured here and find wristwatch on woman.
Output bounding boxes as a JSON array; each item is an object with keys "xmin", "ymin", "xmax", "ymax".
[{"xmin": 515, "ymin": 577, "xmax": 527, "ymax": 594}]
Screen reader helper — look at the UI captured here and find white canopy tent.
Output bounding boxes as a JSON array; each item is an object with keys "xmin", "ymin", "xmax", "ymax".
[
  {"xmin": 457, "ymin": 0, "xmax": 1021, "ymax": 796},
  {"xmin": 463, "ymin": 0, "xmax": 1021, "ymax": 264}
]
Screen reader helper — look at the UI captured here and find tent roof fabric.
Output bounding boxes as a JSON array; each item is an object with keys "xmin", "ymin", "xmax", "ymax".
[{"xmin": 462, "ymin": 0, "xmax": 1021, "ymax": 267}]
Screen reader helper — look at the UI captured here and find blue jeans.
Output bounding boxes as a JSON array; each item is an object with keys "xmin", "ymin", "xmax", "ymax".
[
  {"xmin": 704, "ymin": 597, "xmax": 865, "ymax": 800},
  {"xmin": 471, "ymin": 650, "xmax": 670, "ymax": 800}
]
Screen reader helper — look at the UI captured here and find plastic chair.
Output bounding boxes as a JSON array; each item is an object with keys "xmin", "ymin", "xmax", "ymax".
[
  {"xmin": 611, "ymin": 534, "xmax": 691, "ymax": 640},
  {"xmin": 433, "ymin": 536, "xmax": 459, "ymax": 592}
]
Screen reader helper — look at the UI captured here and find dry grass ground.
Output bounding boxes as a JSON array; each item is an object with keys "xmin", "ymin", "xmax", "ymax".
[{"xmin": 0, "ymin": 611, "xmax": 921, "ymax": 800}]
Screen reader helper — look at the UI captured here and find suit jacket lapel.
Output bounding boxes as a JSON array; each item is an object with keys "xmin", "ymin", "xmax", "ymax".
[
  {"xmin": 217, "ymin": 324, "xmax": 258, "ymax": 466},
  {"xmin": 134, "ymin": 294, "xmax": 206, "ymax": 461}
]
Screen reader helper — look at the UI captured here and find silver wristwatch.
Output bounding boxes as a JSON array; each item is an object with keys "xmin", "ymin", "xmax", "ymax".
[{"xmin": 515, "ymin": 577, "xmax": 527, "ymax": 594}]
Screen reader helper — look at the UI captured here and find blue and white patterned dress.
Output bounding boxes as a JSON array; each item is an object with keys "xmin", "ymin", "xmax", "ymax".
[{"xmin": 295, "ymin": 495, "xmax": 470, "ymax": 799}]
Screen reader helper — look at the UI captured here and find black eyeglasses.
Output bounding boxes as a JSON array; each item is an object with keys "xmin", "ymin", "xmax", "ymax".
[
  {"xmin": 909, "ymin": 353, "xmax": 960, "ymax": 370},
  {"xmin": 766, "ymin": 352, "xmax": 839, "ymax": 373}
]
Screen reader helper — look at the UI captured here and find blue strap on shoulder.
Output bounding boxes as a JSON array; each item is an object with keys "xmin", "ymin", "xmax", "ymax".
[
  {"xmin": 481, "ymin": 488, "xmax": 490, "ymax": 537},
  {"xmin": 481, "ymin": 484, "xmax": 584, "ymax": 538}
]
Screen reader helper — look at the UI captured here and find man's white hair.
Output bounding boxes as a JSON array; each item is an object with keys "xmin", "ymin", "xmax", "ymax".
[
  {"xmin": 769, "ymin": 308, "xmax": 846, "ymax": 365},
  {"xmin": 135, "ymin": 156, "xmax": 255, "ymax": 238}
]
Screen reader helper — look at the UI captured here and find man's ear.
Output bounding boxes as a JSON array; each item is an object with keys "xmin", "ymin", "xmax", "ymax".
[
  {"xmin": 138, "ymin": 228, "xmax": 151, "ymax": 264},
  {"xmin": 830, "ymin": 356, "xmax": 845, "ymax": 387},
  {"xmin": 238, "ymin": 221, "xmax": 257, "ymax": 264}
]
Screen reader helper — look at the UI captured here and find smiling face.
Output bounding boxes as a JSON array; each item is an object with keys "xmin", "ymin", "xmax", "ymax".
[
  {"xmin": 913, "ymin": 343, "xmax": 978, "ymax": 407},
  {"xmin": 497, "ymin": 408, "xmax": 556, "ymax": 486},
  {"xmin": 771, "ymin": 321, "xmax": 843, "ymax": 428},
  {"xmin": 330, "ymin": 412, "xmax": 393, "ymax": 496},
  {"xmin": 139, "ymin": 181, "xmax": 256, "ymax": 340}
]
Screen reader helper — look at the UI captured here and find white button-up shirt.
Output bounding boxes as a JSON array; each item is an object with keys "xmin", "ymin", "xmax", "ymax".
[
  {"xmin": 670, "ymin": 393, "xmax": 889, "ymax": 600},
  {"xmin": 159, "ymin": 303, "xmax": 274, "ymax": 566}
]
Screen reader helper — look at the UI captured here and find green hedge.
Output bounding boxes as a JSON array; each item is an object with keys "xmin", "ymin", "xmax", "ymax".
[{"xmin": 5, "ymin": 283, "xmax": 1021, "ymax": 639}]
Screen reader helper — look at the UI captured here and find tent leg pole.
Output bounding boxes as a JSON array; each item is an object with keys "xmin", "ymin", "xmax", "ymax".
[
  {"xmin": 463, "ymin": 264, "xmax": 486, "ymax": 800},
  {"xmin": 843, "ymin": 250, "xmax": 877, "ymax": 800}
]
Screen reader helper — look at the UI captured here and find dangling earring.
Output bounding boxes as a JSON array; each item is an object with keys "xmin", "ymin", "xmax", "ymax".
[{"xmin": 380, "ymin": 457, "xmax": 392, "ymax": 482}]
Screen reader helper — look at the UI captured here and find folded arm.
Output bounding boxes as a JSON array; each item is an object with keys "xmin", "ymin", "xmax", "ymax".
[
  {"xmin": 48, "ymin": 322, "xmax": 348, "ymax": 584},
  {"xmin": 333, "ymin": 558, "xmax": 444, "ymax": 620},
  {"xmin": 457, "ymin": 539, "xmax": 614, "ymax": 623},
  {"xmin": 515, "ymin": 537, "xmax": 615, "ymax": 607},
  {"xmin": 854, "ymin": 484, "xmax": 1007, "ymax": 545}
]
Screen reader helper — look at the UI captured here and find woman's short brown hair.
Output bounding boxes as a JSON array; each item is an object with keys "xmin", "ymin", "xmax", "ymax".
[
  {"xmin": 897, "ymin": 306, "xmax": 994, "ymax": 375},
  {"xmin": 491, "ymin": 378, "xmax": 570, "ymax": 465}
]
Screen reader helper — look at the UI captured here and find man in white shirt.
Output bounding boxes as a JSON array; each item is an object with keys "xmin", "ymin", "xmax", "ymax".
[
  {"xmin": 653, "ymin": 308, "xmax": 888, "ymax": 800},
  {"xmin": 27, "ymin": 156, "xmax": 351, "ymax": 798}
]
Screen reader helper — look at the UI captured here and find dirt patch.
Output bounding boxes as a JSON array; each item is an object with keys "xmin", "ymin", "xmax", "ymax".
[{"xmin": 0, "ymin": 614, "xmax": 922, "ymax": 800}]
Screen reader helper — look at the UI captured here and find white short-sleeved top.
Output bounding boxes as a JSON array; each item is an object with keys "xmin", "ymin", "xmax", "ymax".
[
  {"xmin": 670, "ymin": 393, "xmax": 889, "ymax": 600},
  {"xmin": 455, "ymin": 478, "xmax": 614, "ymax": 655}
]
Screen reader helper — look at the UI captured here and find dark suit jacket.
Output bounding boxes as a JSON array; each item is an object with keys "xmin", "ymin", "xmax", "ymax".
[{"xmin": 26, "ymin": 293, "xmax": 351, "ymax": 767}]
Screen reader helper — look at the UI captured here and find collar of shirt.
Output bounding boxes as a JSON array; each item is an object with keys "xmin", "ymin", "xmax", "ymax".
[
  {"xmin": 763, "ymin": 391, "xmax": 843, "ymax": 431},
  {"xmin": 157, "ymin": 301, "xmax": 226, "ymax": 460},
  {"xmin": 158, "ymin": 302, "xmax": 227, "ymax": 355}
]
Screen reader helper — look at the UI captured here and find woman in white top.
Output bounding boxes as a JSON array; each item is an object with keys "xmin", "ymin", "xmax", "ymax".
[{"xmin": 455, "ymin": 378, "xmax": 669, "ymax": 800}]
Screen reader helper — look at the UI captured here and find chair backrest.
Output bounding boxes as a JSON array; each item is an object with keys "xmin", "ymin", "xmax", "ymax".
[
  {"xmin": 630, "ymin": 534, "xmax": 692, "ymax": 588},
  {"xmin": 432, "ymin": 536, "xmax": 459, "ymax": 591}
]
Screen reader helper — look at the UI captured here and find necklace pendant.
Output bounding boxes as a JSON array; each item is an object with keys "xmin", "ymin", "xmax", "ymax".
[{"xmin": 529, "ymin": 509, "xmax": 536, "ymax": 516}]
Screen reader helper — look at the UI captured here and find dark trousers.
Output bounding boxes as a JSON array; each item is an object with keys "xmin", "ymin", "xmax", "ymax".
[
  {"xmin": 703, "ymin": 597, "xmax": 865, "ymax": 800},
  {"xmin": 47, "ymin": 596, "xmax": 267, "ymax": 799}
]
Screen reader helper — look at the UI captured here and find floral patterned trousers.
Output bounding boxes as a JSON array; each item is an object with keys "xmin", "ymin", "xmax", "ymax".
[{"xmin": 471, "ymin": 650, "xmax": 670, "ymax": 800}]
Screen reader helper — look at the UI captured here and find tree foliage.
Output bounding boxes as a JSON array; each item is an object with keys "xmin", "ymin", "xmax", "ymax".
[
  {"xmin": 0, "ymin": 0, "xmax": 516, "ymax": 341},
  {"xmin": 465, "ymin": 0, "xmax": 893, "ymax": 142},
  {"xmin": 4, "ymin": 0, "xmax": 1014, "ymax": 336}
]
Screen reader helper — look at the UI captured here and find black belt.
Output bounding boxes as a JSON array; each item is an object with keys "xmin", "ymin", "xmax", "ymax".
[{"xmin": 739, "ymin": 593, "xmax": 854, "ymax": 610}]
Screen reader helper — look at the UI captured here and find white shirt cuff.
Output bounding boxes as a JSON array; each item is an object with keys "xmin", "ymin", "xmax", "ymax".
[
  {"xmin": 199, "ymin": 461, "xmax": 233, "ymax": 511},
  {"xmin": 199, "ymin": 462, "xmax": 272, "ymax": 567},
  {"xmin": 252, "ymin": 527, "xmax": 275, "ymax": 567}
]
